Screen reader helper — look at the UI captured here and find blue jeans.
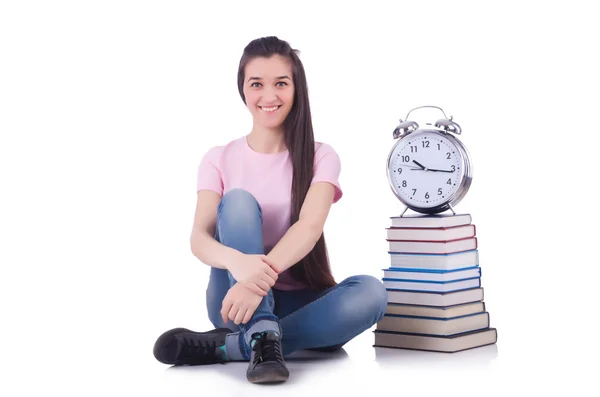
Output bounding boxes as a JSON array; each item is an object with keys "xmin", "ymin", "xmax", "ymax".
[{"xmin": 205, "ymin": 188, "xmax": 388, "ymax": 361}]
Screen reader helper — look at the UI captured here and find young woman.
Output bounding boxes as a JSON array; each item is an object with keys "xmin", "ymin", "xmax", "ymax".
[{"xmin": 153, "ymin": 36, "xmax": 388, "ymax": 384}]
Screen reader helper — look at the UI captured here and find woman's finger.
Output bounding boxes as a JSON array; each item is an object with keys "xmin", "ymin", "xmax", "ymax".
[
  {"xmin": 242, "ymin": 307, "xmax": 256, "ymax": 324},
  {"xmin": 242, "ymin": 307, "xmax": 255, "ymax": 324},
  {"xmin": 248, "ymin": 283, "xmax": 267, "ymax": 296},
  {"xmin": 262, "ymin": 260, "xmax": 280, "ymax": 278},
  {"xmin": 228, "ymin": 305, "xmax": 239, "ymax": 322},
  {"xmin": 221, "ymin": 300, "xmax": 232, "ymax": 323},
  {"xmin": 257, "ymin": 278, "xmax": 271, "ymax": 292},
  {"xmin": 234, "ymin": 308, "xmax": 246, "ymax": 325}
]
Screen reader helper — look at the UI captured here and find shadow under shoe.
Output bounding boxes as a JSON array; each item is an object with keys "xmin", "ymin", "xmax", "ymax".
[
  {"xmin": 153, "ymin": 327, "xmax": 230, "ymax": 366},
  {"xmin": 246, "ymin": 331, "xmax": 289, "ymax": 384}
]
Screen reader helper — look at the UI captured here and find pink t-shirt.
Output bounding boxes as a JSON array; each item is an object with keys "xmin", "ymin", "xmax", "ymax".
[{"xmin": 196, "ymin": 135, "xmax": 343, "ymax": 291}]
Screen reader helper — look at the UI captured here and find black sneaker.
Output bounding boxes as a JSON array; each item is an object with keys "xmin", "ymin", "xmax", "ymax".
[
  {"xmin": 153, "ymin": 327, "xmax": 230, "ymax": 366},
  {"xmin": 246, "ymin": 331, "xmax": 289, "ymax": 384}
]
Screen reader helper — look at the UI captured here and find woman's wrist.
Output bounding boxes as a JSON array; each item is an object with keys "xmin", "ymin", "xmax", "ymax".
[{"xmin": 223, "ymin": 249, "xmax": 244, "ymax": 271}]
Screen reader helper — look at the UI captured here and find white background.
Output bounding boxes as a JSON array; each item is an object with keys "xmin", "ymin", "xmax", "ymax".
[{"xmin": 1, "ymin": 1, "xmax": 598, "ymax": 396}]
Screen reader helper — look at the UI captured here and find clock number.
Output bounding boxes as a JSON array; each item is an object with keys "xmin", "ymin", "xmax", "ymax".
[
  {"xmin": 446, "ymin": 152, "xmax": 451, "ymax": 159},
  {"xmin": 425, "ymin": 192, "xmax": 430, "ymax": 199},
  {"xmin": 402, "ymin": 180, "xmax": 407, "ymax": 187},
  {"xmin": 410, "ymin": 145, "xmax": 417, "ymax": 153},
  {"xmin": 397, "ymin": 167, "xmax": 402, "ymax": 174},
  {"xmin": 422, "ymin": 141, "xmax": 430, "ymax": 148},
  {"xmin": 438, "ymin": 188, "xmax": 442, "ymax": 195},
  {"xmin": 437, "ymin": 143, "xmax": 441, "ymax": 150},
  {"xmin": 412, "ymin": 189, "xmax": 417, "ymax": 196},
  {"xmin": 402, "ymin": 155, "xmax": 410, "ymax": 162},
  {"xmin": 447, "ymin": 178, "xmax": 451, "ymax": 185},
  {"xmin": 451, "ymin": 165, "xmax": 456, "ymax": 171}
]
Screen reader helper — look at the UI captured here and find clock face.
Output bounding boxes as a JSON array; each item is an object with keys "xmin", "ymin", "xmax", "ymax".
[{"xmin": 387, "ymin": 130, "xmax": 465, "ymax": 209}]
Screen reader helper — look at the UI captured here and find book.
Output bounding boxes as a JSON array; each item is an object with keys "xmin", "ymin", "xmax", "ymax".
[
  {"xmin": 373, "ymin": 328, "xmax": 497, "ymax": 353},
  {"xmin": 385, "ymin": 301, "xmax": 485, "ymax": 318},
  {"xmin": 382, "ymin": 277, "xmax": 481, "ymax": 292},
  {"xmin": 389, "ymin": 213, "xmax": 472, "ymax": 228},
  {"xmin": 388, "ymin": 237, "xmax": 478, "ymax": 254},
  {"xmin": 386, "ymin": 287, "xmax": 484, "ymax": 307},
  {"xmin": 376, "ymin": 312, "xmax": 490, "ymax": 336},
  {"xmin": 382, "ymin": 266, "xmax": 481, "ymax": 282},
  {"xmin": 386, "ymin": 224, "xmax": 476, "ymax": 241},
  {"xmin": 389, "ymin": 249, "xmax": 479, "ymax": 270},
  {"xmin": 375, "ymin": 212, "xmax": 497, "ymax": 353}
]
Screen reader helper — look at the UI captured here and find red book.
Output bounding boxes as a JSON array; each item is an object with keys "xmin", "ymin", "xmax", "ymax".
[
  {"xmin": 386, "ymin": 224, "xmax": 476, "ymax": 242},
  {"xmin": 387, "ymin": 236, "xmax": 478, "ymax": 254}
]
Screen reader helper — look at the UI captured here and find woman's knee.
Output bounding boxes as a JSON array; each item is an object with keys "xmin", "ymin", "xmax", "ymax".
[
  {"xmin": 216, "ymin": 189, "xmax": 264, "ymax": 249},
  {"xmin": 343, "ymin": 274, "xmax": 388, "ymax": 322},
  {"xmin": 219, "ymin": 189, "xmax": 262, "ymax": 219}
]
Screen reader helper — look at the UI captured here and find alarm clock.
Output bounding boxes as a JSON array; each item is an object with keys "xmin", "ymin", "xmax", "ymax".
[{"xmin": 386, "ymin": 105, "xmax": 473, "ymax": 216}]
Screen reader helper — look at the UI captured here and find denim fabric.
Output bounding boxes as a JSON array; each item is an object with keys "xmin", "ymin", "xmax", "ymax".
[{"xmin": 205, "ymin": 188, "xmax": 387, "ymax": 360}]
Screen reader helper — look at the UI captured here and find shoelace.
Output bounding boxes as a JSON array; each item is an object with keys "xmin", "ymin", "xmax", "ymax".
[
  {"xmin": 180, "ymin": 337, "xmax": 218, "ymax": 364},
  {"xmin": 251, "ymin": 333, "xmax": 284, "ymax": 365}
]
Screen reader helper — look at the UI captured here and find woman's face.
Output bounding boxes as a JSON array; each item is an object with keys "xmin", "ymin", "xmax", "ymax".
[{"xmin": 243, "ymin": 55, "xmax": 295, "ymax": 130}]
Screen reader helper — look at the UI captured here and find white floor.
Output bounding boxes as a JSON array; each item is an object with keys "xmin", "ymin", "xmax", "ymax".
[
  {"xmin": 146, "ymin": 328, "xmax": 502, "ymax": 396},
  {"xmin": 6, "ymin": 312, "xmax": 594, "ymax": 397},
  {"xmin": 140, "ymin": 329, "xmax": 593, "ymax": 397}
]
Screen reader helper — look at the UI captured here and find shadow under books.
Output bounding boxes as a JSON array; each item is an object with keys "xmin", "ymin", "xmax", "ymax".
[{"xmin": 374, "ymin": 343, "xmax": 498, "ymax": 368}]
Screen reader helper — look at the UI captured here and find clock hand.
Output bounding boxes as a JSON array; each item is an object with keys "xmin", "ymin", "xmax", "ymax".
[
  {"xmin": 427, "ymin": 168, "xmax": 455, "ymax": 173},
  {"xmin": 412, "ymin": 160, "xmax": 427, "ymax": 170},
  {"xmin": 408, "ymin": 160, "xmax": 454, "ymax": 172}
]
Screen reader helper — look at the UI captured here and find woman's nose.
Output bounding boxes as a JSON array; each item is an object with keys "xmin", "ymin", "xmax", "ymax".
[{"xmin": 261, "ymin": 87, "xmax": 278, "ymax": 102}]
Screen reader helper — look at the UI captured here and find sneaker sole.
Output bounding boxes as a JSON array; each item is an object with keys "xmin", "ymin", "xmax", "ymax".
[{"xmin": 247, "ymin": 368, "xmax": 290, "ymax": 384}]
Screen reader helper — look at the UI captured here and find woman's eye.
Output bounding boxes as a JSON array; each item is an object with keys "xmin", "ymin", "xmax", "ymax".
[{"xmin": 250, "ymin": 81, "xmax": 287, "ymax": 88}]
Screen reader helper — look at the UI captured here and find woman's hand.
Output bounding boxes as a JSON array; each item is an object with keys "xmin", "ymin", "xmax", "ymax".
[
  {"xmin": 221, "ymin": 282, "xmax": 264, "ymax": 325},
  {"xmin": 226, "ymin": 253, "xmax": 279, "ymax": 296}
]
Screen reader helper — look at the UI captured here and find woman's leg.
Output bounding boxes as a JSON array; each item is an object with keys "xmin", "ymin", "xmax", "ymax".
[
  {"xmin": 205, "ymin": 188, "xmax": 280, "ymax": 361},
  {"xmin": 153, "ymin": 188, "xmax": 286, "ymax": 380},
  {"xmin": 277, "ymin": 275, "xmax": 388, "ymax": 356}
]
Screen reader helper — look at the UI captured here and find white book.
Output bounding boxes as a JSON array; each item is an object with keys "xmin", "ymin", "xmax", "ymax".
[
  {"xmin": 376, "ymin": 312, "xmax": 490, "ymax": 336},
  {"xmin": 389, "ymin": 250, "xmax": 479, "ymax": 270},
  {"xmin": 386, "ymin": 287, "xmax": 484, "ymax": 307},
  {"xmin": 384, "ymin": 301, "xmax": 485, "ymax": 318},
  {"xmin": 389, "ymin": 213, "xmax": 472, "ymax": 228},
  {"xmin": 382, "ymin": 267, "xmax": 480, "ymax": 282},
  {"xmin": 386, "ymin": 224, "xmax": 475, "ymax": 241},
  {"xmin": 382, "ymin": 277, "xmax": 481, "ymax": 292}
]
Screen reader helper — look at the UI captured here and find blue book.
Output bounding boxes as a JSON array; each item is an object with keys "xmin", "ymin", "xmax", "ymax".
[
  {"xmin": 382, "ymin": 276, "xmax": 481, "ymax": 293},
  {"xmin": 373, "ymin": 327, "xmax": 497, "ymax": 353},
  {"xmin": 382, "ymin": 266, "xmax": 481, "ymax": 282}
]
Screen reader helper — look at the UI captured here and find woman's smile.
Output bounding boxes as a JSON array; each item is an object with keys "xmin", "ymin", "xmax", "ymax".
[{"xmin": 259, "ymin": 105, "xmax": 281, "ymax": 113}]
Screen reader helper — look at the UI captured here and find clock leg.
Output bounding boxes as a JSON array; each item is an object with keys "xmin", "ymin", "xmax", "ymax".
[
  {"xmin": 448, "ymin": 204, "xmax": 456, "ymax": 215},
  {"xmin": 399, "ymin": 206, "xmax": 409, "ymax": 217}
]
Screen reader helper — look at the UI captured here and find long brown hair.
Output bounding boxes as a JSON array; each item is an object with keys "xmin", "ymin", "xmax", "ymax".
[{"xmin": 236, "ymin": 36, "xmax": 336, "ymax": 291}]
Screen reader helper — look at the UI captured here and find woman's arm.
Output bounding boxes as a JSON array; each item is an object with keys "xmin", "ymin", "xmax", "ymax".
[
  {"xmin": 266, "ymin": 182, "xmax": 335, "ymax": 273},
  {"xmin": 190, "ymin": 190, "xmax": 242, "ymax": 269},
  {"xmin": 190, "ymin": 190, "xmax": 277, "ymax": 295}
]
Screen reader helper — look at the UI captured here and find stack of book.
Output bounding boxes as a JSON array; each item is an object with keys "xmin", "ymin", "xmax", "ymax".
[{"xmin": 373, "ymin": 213, "xmax": 497, "ymax": 353}]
